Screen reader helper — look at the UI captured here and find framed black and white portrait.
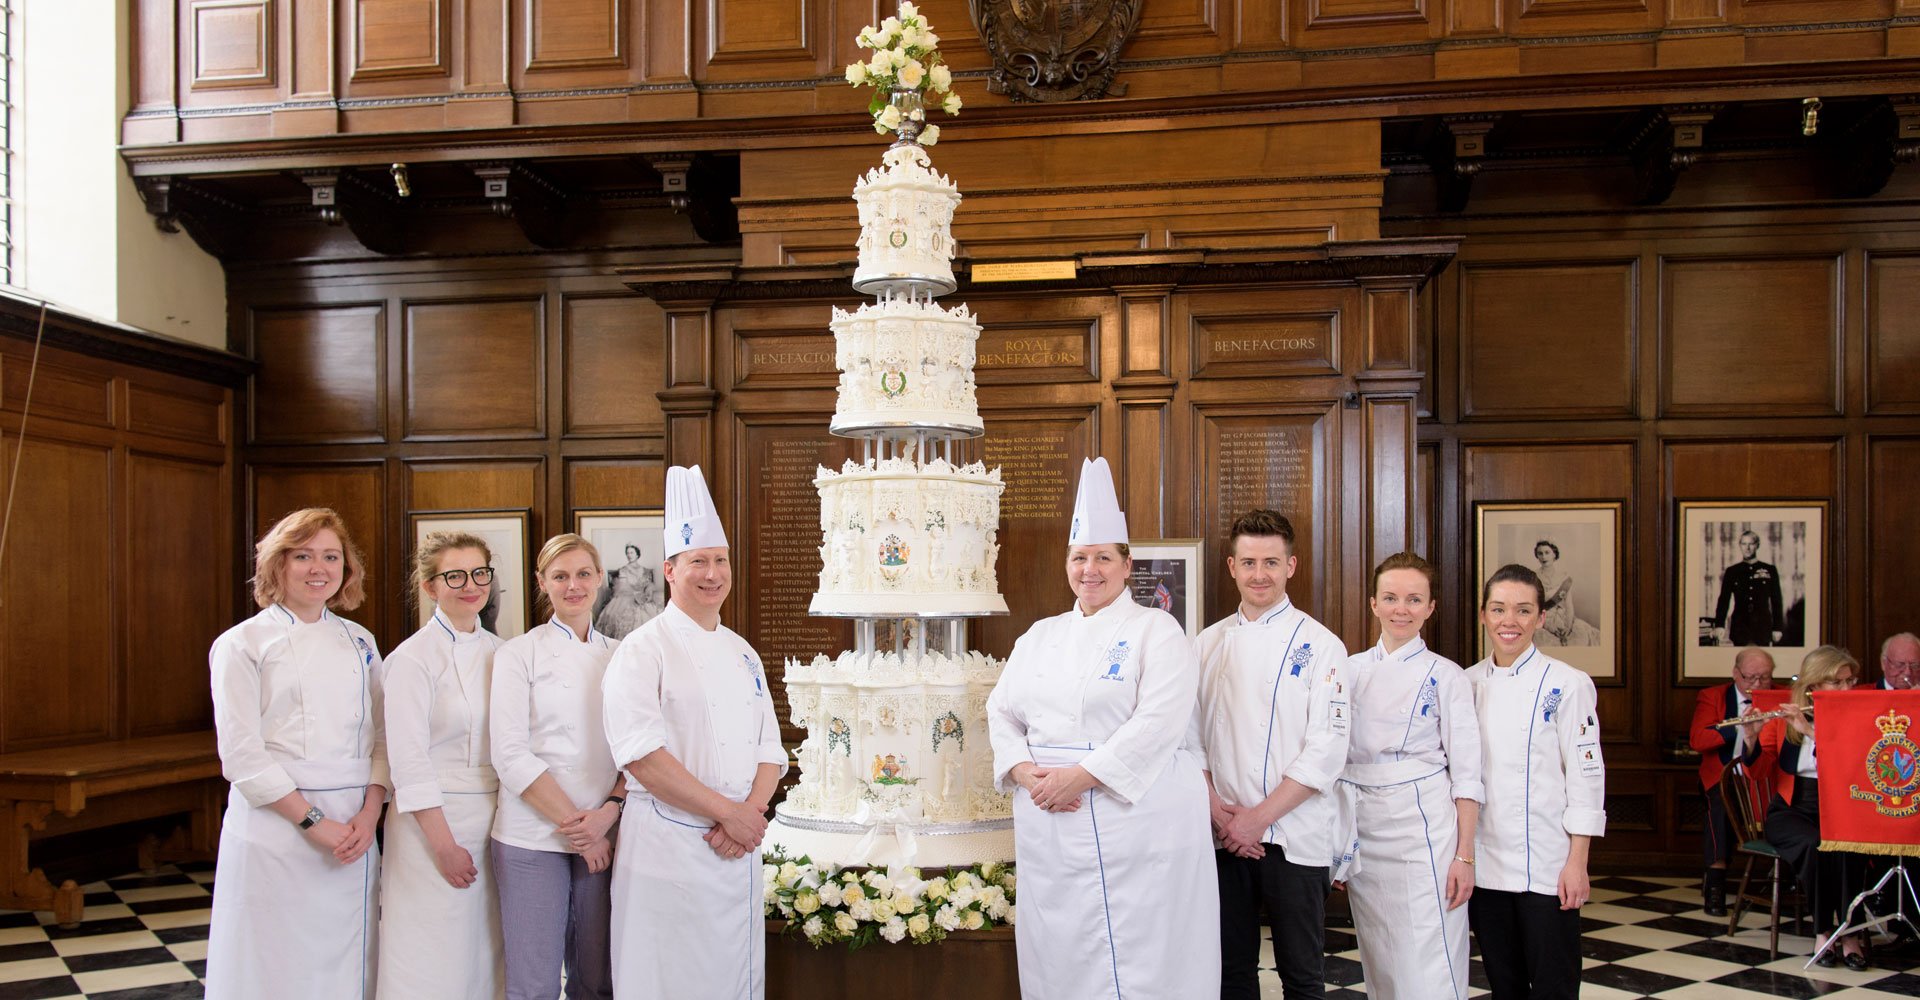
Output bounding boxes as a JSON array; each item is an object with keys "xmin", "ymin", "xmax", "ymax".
[
  {"xmin": 1128, "ymin": 538, "xmax": 1204, "ymax": 637},
  {"xmin": 575, "ymin": 509, "xmax": 667, "ymax": 641},
  {"xmin": 1678, "ymin": 501, "xmax": 1824, "ymax": 683},
  {"xmin": 1474, "ymin": 502, "xmax": 1621, "ymax": 682}
]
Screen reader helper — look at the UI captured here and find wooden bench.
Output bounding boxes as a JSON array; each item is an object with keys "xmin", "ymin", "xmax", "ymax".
[{"xmin": 0, "ymin": 731, "xmax": 223, "ymax": 926}]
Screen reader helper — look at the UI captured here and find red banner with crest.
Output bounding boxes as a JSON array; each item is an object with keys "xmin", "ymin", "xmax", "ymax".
[{"xmin": 1813, "ymin": 689, "xmax": 1920, "ymax": 856}]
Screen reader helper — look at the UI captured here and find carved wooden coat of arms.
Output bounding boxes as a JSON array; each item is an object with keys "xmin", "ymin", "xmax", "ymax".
[{"xmin": 967, "ymin": 0, "xmax": 1141, "ymax": 102}]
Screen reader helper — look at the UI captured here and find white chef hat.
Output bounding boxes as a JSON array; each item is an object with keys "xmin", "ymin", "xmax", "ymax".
[
  {"xmin": 1066, "ymin": 457, "xmax": 1129, "ymax": 547},
  {"xmin": 664, "ymin": 465, "xmax": 728, "ymax": 558}
]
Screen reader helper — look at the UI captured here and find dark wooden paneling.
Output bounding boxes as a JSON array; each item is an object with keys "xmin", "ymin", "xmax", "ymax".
[
  {"xmin": 1662, "ymin": 256, "xmax": 1841, "ymax": 417},
  {"xmin": 977, "ymin": 407, "xmax": 1098, "ymax": 658},
  {"xmin": 1181, "ymin": 288, "xmax": 1344, "ymax": 380},
  {"xmin": 563, "ymin": 295, "xmax": 666, "ymax": 437},
  {"xmin": 352, "ymin": 0, "xmax": 449, "ymax": 79},
  {"xmin": 707, "ymin": 0, "xmax": 812, "ymax": 64},
  {"xmin": 250, "ymin": 305, "xmax": 385, "ymax": 444},
  {"xmin": 408, "ymin": 461, "xmax": 540, "ymax": 511},
  {"xmin": 527, "ymin": 0, "xmax": 625, "ymax": 70},
  {"xmin": 732, "ymin": 329, "xmax": 838, "ymax": 390},
  {"xmin": 1869, "ymin": 438, "xmax": 1920, "ymax": 652},
  {"xmin": 569, "ymin": 459, "xmax": 664, "ymax": 511},
  {"xmin": 2, "ymin": 439, "xmax": 114, "ymax": 750},
  {"xmin": 189, "ymin": 0, "xmax": 274, "ymax": 89},
  {"xmin": 251, "ymin": 463, "xmax": 387, "ymax": 632},
  {"xmin": 1195, "ymin": 404, "xmax": 1338, "ymax": 626},
  {"xmin": 128, "ymin": 383, "xmax": 226, "ymax": 446},
  {"xmin": 126, "ymin": 453, "xmax": 225, "ymax": 736},
  {"xmin": 0, "ymin": 360, "xmax": 114, "ymax": 430},
  {"xmin": 1665, "ymin": 439, "xmax": 1840, "ymax": 498},
  {"xmin": 1867, "ymin": 253, "xmax": 1920, "ymax": 414},
  {"xmin": 402, "ymin": 298, "xmax": 544, "ymax": 440},
  {"xmin": 973, "ymin": 295, "xmax": 1105, "ymax": 386},
  {"xmin": 1460, "ymin": 260, "xmax": 1637, "ymax": 419}
]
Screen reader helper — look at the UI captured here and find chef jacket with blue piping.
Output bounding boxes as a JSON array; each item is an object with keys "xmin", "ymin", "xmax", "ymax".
[
  {"xmin": 385, "ymin": 608, "xmax": 506, "ymax": 814},
  {"xmin": 489, "ymin": 617, "xmax": 618, "ymax": 853},
  {"xmin": 1346, "ymin": 637, "xmax": 1484, "ymax": 803},
  {"xmin": 1196, "ymin": 598, "xmax": 1351, "ymax": 863},
  {"xmin": 210, "ymin": 604, "xmax": 391, "ymax": 807},
  {"xmin": 1467, "ymin": 646, "xmax": 1607, "ymax": 896}
]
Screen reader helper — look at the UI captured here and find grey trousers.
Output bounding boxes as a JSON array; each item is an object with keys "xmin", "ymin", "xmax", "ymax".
[{"xmin": 491, "ymin": 839, "xmax": 614, "ymax": 1000}]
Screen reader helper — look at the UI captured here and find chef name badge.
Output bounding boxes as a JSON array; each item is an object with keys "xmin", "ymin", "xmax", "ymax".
[{"xmin": 1576, "ymin": 739, "xmax": 1603, "ymax": 776}]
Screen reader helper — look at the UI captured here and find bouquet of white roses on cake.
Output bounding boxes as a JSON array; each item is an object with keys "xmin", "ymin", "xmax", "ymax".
[
  {"xmin": 844, "ymin": 2, "xmax": 962, "ymax": 145},
  {"xmin": 764, "ymin": 851, "xmax": 1016, "ymax": 950}
]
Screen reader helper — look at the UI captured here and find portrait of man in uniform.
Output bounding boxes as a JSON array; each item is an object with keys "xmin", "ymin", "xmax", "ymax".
[
  {"xmin": 1679, "ymin": 503, "xmax": 1824, "ymax": 680},
  {"xmin": 1708, "ymin": 530, "xmax": 1783, "ymax": 646}
]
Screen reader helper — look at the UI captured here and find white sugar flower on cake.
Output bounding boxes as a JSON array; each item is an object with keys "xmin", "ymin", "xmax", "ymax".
[{"xmin": 844, "ymin": 3, "xmax": 961, "ymax": 145}]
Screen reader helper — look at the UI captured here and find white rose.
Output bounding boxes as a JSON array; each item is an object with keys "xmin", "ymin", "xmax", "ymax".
[
  {"xmin": 942, "ymin": 92, "xmax": 962, "ymax": 115},
  {"xmin": 930, "ymin": 64, "xmax": 952, "ymax": 90},
  {"xmin": 834, "ymin": 911, "xmax": 859, "ymax": 934},
  {"xmin": 872, "ymin": 896, "xmax": 896, "ymax": 920},
  {"xmin": 850, "ymin": 897, "xmax": 874, "ymax": 921},
  {"xmin": 907, "ymin": 912, "xmax": 932, "ymax": 937},
  {"xmin": 803, "ymin": 915, "xmax": 825, "ymax": 939},
  {"xmin": 934, "ymin": 904, "xmax": 961, "ymax": 931},
  {"xmin": 794, "ymin": 891, "xmax": 821, "ymax": 915},
  {"xmin": 898, "ymin": 60, "xmax": 926, "ymax": 89},
  {"xmin": 842, "ymin": 881, "xmax": 866, "ymax": 902},
  {"xmin": 1005, "ymin": 903, "xmax": 1016, "ymax": 924},
  {"xmin": 779, "ymin": 862, "xmax": 799, "ymax": 881},
  {"xmin": 1000, "ymin": 871, "xmax": 1017, "ymax": 892},
  {"xmin": 876, "ymin": 105, "xmax": 903, "ymax": 131},
  {"xmin": 953, "ymin": 871, "xmax": 977, "ymax": 890},
  {"xmin": 868, "ymin": 51, "xmax": 891, "ymax": 76},
  {"xmin": 924, "ymin": 877, "xmax": 950, "ymax": 901},
  {"xmin": 856, "ymin": 25, "xmax": 876, "ymax": 47},
  {"xmin": 962, "ymin": 908, "xmax": 986, "ymax": 930},
  {"xmin": 920, "ymin": 124, "xmax": 940, "ymax": 145},
  {"xmin": 845, "ymin": 62, "xmax": 866, "ymax": 85},
  {"xmin": 889, "ymin": 48, "xmax": 910, "ymax": 69},
  {"xmin": 880, "ymin": 916, "xmax": 908, "ymax": 943},
  {"xmin": 891, "ymin": 888, "xmax": 917, "ymax": 912},
  {"xmin": 897, "ymin": 25, "xmax": 922, "ymax": 50},
  {"xmin": 876, "ymin": 17, "xmax": 902, "ymax": 45},
  {"xmin": 922, "ymin": 29, "xmax": 939, "ymax": 47},
  {"xmin": 864, "ymin": 872, "xmax": 892, "ymax": 893},
  {"xmin": 818, "ymin": 882, "xmax": 844, "ymax": 907},
  {"xmin": 898, "ymin": 1, "xmax": 920, "ymax": 18}
]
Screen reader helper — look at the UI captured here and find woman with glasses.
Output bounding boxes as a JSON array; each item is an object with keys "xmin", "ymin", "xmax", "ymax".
[
  {"xmin": 206, "ymin": 508, "xmax": 387, "ymax": 1000},
  {"xmin": 379, "ymin": 532, "xmax": 508, "ymax": 998},
  {"xmin": 490, "ymin": 534, "xmax": 624, "ymax": 1000},
  {"xmin": 1756, "ymin": 646, "xmax": 1872, "ymax": 969}
]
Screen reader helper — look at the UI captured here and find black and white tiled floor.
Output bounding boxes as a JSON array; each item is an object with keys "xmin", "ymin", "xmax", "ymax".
[{"xmin": 0, "ymin": 869, "xmax": 1914, "ymax": 998}]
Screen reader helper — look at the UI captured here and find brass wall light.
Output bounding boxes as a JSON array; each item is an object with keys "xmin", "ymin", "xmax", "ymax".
[
  {"xmin": 391, "ymin": 163, "xmax": 412, "ymax": 197},
  {"xmin": 1802, "ymin": 98, "xmax": 1823, "ymax": 137}
]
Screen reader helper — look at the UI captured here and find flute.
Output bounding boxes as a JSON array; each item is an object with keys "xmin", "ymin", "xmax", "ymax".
[{"xmin": 1711, "ymin": 704, "xmax": 1808, "ymax": 728}]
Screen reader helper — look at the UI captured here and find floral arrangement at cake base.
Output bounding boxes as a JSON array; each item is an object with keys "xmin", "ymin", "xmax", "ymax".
[{"xmin": 763, "ymin": 849, "xmax": 1016, "ymax": 951}]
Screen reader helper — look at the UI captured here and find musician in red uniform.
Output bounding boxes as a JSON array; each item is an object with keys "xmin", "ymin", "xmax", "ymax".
[{"xmin": 1687, "ymin": 647, "xmax": 1774, "ymax": 916}]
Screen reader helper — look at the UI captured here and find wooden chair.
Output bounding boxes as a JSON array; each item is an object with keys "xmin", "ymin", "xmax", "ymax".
[{"xmin": 1720, "ymin": 760, "xmax": 1802, "ymax": 957}]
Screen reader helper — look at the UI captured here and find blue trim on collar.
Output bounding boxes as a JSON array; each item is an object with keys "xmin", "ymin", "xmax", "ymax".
[{"xmin": 1237, "ymin": 598, "xmax": 1293, "ymax": 626}]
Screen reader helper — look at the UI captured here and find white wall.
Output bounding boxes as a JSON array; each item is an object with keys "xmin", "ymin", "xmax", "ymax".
[{"xmin": 16, "ymin": 0, "xmax": 227, "ymax": 349}]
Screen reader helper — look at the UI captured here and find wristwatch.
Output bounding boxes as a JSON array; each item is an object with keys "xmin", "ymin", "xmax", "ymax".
[
  {"xmin": 298, "ymin": 806, "xmax": 325, "ymax": 830},
  {"xmin": 603, "ymin": 795, "xmax": 626, "ymax": 813}
]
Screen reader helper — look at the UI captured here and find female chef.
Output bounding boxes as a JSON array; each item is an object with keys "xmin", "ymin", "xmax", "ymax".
[
  {"xmin": 206, "ymin": 507, "xmax": 388, "ymax": 1000},
  {"xmin": 1334, "ymin": 551, "xmax": 1482, "ymax": 1000},
  {"xmin": 1466, "ymin": 564, "xmax": 1607, "ymax": 1000},
  {"xmin": 985, "ymin": 458, "xmax": 1218, "ymax": 1000},
  {"xmin": 378, "ymin": 531, "xmax": 508, "ymax": 998},
  {"xmin": 490, "ymin": 534, "xmax": 625, "ymax": 1000}
]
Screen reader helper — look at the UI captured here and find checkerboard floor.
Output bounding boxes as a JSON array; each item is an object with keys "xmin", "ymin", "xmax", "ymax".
[{"xmin": 0, "ymin": 870, "xmax": 1914, "ymax": 998}]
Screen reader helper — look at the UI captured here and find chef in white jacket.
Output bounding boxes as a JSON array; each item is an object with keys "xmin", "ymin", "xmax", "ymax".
[
  {"xmin": 603, "ymin": 465, "xmax": 787, "ymax": 1000},
  {"xmin": 1332, "ymin": 552, "xmax": 1482, "ymax": 1000},
  {"xmin": 378, "ymin": 531, "xmax": 508, "ymax": 999},
  {"xmin": 207, "ymin": 508, "xmax": 389, "ymax": 1000},
  {"xmin": 1196, "ymin": 508, "xmax": 1349, "ymax": 1000},
  {"xmin": 490, "ymin": 534, "xmax": 624, "ymax": 1000},
  {"xmin": 987, "ymin": 458, "xmax": 1219, "ymax": 1000},
  {"xmin": 1467, "ymin": 563, "xmax": 1606, "ymax": 1000}
]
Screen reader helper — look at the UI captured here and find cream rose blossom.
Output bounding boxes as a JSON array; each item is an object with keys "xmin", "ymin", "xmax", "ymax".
[
  {"xmin": 930, "ymin": 64, "xmax": 952, "ymax": 90},
  {"xmin": 834, "ymin": 911, "xmax": 859, "ymax": 934}
]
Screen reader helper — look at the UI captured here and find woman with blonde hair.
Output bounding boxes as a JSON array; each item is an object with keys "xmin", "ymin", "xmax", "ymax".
[
  {"xmin": 490, "ymin": 534, "xmax": 626, "ymax": 1000},
  {"xmin": 378, "ymin": 532, "xmax": 508, "ymax": 998},
  {"xmin": 206, "ymin": 508, "xmax": 388, "ymax": 1000},
  {"xmin": 1755, "ymin": 645, "xmax": 1871, "ymax": 968}
]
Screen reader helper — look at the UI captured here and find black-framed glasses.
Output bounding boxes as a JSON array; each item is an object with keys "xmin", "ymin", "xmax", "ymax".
[{"xmin": 430, "ymin": 566, "xmax": 495, "ymax": 589}]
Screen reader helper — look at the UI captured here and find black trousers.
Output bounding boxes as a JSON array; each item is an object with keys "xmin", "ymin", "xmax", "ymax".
[
  {"xmin": 1217, "ymin": 846, "xmax": 1328, "ymax": 1000},
  {"xmin": 1703, "ymin": 781, "xmax": 1733, "ymax": 868},
  {"xmin": 1764, "ymin": 780, "xmax": 1869, "ymax": 935},
  {"xmin": 1467, "ymin": 888, "xmax": 1582, "ymax": 1000}
]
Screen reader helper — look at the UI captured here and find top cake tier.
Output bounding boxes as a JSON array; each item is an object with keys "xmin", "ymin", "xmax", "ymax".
[{"xmin": 852, "ymin": 145, "xmax": 961, "ymax": 297}]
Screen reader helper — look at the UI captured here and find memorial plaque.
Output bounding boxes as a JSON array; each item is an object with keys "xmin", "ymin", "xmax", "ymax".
[
  {"xmin": 1201, "ymin": 411, "xmax": 1330, "ymax": 626},
  {"xmin": 734, "ymin": 330, "xmax": 840, "ymax": 389},
  {"xmin": 976, "ymin": 320, "xmax": 1097, "ymax": 384},
  {"xmin": 1191, "ymin": 313, "xmax": 1339, "ymax": 378},
  {"xmin": 977, "ymin": 409, "xmax": 1096, "ymax": 657},
  {"xmin": 738, "ymin": 420, "xmax": 859, "ymax": 737}
]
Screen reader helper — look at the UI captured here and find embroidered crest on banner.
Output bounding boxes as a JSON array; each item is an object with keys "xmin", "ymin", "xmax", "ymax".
[
  {"xmin": 1289, "ymin": 642, "xmax": 1313, "ymax": 677},
  {"xmin": 1849, "ymin": 710, "xmax": 1920, "ymax": 818},
  {"xmin": 1542, "ymin": 687, "xmax": 1563, "ymax": 723}
]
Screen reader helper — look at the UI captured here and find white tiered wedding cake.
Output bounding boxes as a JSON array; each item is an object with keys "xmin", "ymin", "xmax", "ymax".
[{"xmin": 767, "ymin": 112, "xmax": 1015, "ymax": 870}]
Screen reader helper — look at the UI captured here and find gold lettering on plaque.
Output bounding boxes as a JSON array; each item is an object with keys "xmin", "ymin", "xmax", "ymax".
[
  {"xmin": 977, "ymin": 333, "xmax": 1086, "ymax": 370},
  {"xmin": 1215, "ymin": 424, "xmax": 1312, "ymax": 542},
  {"xmin": 972, "ymin": 260, "xmax": 1078, "ymax": 283},
  {"xmin": 985, "ymin": 428, "xmax": 1074, "ymax": 521}
]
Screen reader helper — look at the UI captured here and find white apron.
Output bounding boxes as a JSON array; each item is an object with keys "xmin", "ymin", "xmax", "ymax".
[
  {"xmin": 377, "ymin": 766, "xmax": 504, "ymax": 1000},
  {"xmin": 611, "ymin": 800, "xmax": 764, "ymax": 1000},
  {"xmin": 205, "ymin": 758, "xmax": 380, "ymax": 1000},
  {"xmin": 1335, "ymin": 760, "xmax": 1469, "ymax": 1000},
  {"xmin": 1016, "ymin": 742, "xmax": 1216, "ymax": 1000}
]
